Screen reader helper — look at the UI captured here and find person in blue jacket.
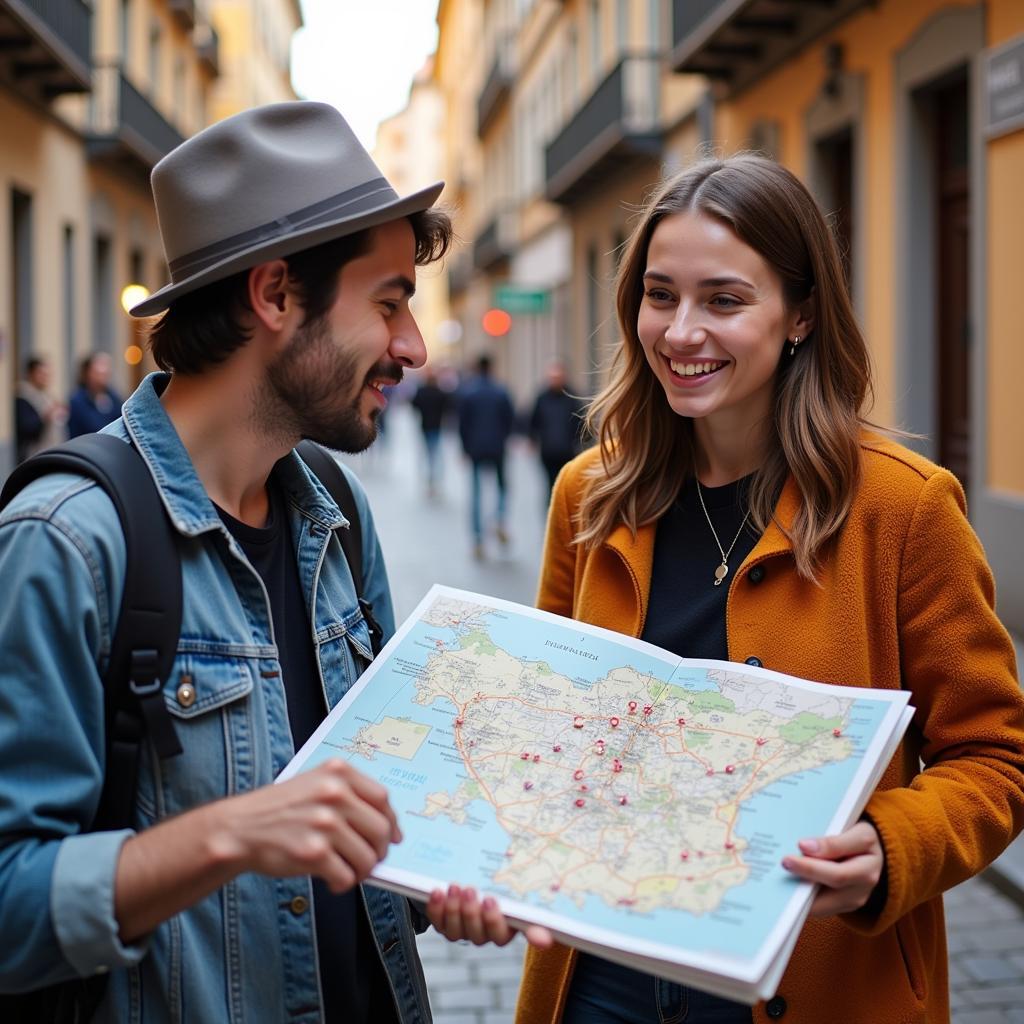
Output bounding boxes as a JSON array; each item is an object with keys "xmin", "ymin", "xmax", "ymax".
[
  {"xmin": 67, "ymin": 352, "xmax": 123, "ymax": 437},
  {"xmin": 0, "ymin": 102, "xmax": 469, "ymax": 1024},
  {"xmin": 457, "ymin": 353, "xmax": 516, "ymax": 559}
]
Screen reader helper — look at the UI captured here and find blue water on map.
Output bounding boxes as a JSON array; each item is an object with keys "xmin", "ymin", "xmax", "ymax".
[{"xmin": 297, "ymin": 607, "xmax": 896, "ymax": 967}]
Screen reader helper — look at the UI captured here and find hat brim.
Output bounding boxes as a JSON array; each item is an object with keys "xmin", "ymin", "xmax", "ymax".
[{"xmin": 130, "ymin": 180, "xmax": 444, "ymax": 317}]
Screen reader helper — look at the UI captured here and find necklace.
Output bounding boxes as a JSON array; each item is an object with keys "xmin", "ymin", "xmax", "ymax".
[{"xmin": 695, "ymin": 479, "xmax": 751, "ymax": 587}]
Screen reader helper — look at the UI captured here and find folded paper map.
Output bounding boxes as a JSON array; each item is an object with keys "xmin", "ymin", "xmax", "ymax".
[{"xmin": 279, "ymin": 585, "xmax": 913, "ymax": 1004}]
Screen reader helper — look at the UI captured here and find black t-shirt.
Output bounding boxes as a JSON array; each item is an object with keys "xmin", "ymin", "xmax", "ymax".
[
  {"xmin": 217, "ymin": 478, "xmax": 397, "ymax": 1023},
  {"xmin": 641, "ymin": 474, "xmax": 761, "ymax": 661}
]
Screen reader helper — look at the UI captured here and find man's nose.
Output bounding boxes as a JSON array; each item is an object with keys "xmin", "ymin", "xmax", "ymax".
[{"xmin": 390, "ymin": 313, "xmax": 427, "ymax": 370}]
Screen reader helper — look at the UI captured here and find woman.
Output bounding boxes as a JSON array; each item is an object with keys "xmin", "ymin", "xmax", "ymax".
[
  {"xmin": 67, "ymin": 352, "xmax": 123, "ymax": 437},
  {"xmin": 503, "ymin": 156, "xmax": 1024, "ymax": 1024}
]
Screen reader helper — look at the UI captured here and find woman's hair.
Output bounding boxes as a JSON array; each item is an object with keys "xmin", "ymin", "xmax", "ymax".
[
  {"xmin": 148, "ymin": 207, "xmax": 452, "ymax": 375},
  {"xmin": 578, "ymin": 154, "xmax": 871, "ymax": 579}
]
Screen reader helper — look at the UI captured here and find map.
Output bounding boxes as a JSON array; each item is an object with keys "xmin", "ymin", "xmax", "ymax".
[{"xmin": 280, "ymin": 586, "xmax": 912, "ymax": 1002}]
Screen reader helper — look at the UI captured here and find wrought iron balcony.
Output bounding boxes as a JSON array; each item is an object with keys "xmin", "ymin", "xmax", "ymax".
[
  {"xmin": 473, "ymin": 210, "xmax": 517, "ymax": 272},
  {"xmin": 545, "ymin": 54, "xmax": 662, "ymax": 205},
  {"xmin": 671, "ymin": 0, "xmax": 873, "ymax": 96},
  {"xmin": 477, "ymin": 33, "xmax": 515, "ymax": 137},
  {"xmin": 0, "ymin": 0, "xmax": 91, "ymax": 100},
  {"xmin": 195, "ymin": 21, "xmax": 219, "ymax": 77},
  {"xmin": 167, "ymin": 0, "xmax": 195, "ymax": 30},
  {"xmin": 87, "ymin": 64, "xmax": 185, "ymax": 178}
]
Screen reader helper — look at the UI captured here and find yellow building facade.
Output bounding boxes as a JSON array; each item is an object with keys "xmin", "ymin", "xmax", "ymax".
[
  {"xmin": 0, "ymin": 0, "xmax": 300, "ymax": 478},
  {"xmin": 437, "ymin": 0, "xmax": 1024, "ymax": 632}
]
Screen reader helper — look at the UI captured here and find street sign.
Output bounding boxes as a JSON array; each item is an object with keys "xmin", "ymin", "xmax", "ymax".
[
  {"xmin": 494, "ymin": 284, "xmax": 550, "ymax": 314},
  {"xmin": 985, "ymin": 34, "xmax": 1024, "ymax": 139}
]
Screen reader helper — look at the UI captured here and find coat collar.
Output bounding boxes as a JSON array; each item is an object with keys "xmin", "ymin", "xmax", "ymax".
[{"xmin": 601, "ymin": 473, "xmax": 800, "ymax": 633}]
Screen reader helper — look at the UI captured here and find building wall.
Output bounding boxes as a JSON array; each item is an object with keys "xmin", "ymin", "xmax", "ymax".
[{"xmin": 707, "ymin": 0, "xmax": 1024, "ymax": 631}]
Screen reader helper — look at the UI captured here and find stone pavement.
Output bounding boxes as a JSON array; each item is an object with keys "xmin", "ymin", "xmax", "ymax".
[{"xmin": 342, "ymin": 401, "xmax": 1024, "ymax": 1024}]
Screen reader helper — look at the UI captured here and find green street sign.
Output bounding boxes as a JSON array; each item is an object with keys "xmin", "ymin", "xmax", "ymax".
[{"xmin": 494, "ymin": 284, "xmax": 550, "ymax": 314}]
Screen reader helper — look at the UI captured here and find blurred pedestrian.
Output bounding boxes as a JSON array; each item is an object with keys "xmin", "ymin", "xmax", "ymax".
[
  {"xmin": 67, "ymin": 352, "xmax": 123, "ymax": 437},
  {"xmin": 15, "ymin": 355, "xmax": 66, "ymax": 463},
  {"xmin": 528, "ymin": 361, "xmax": 586, "ymax": 498},
  {"xmin": 457, "ymin": 354, "xmax": 515, "ymax": 559},
  {"xmin": 411, "ymin": 368, "xmax": 451, "ymax": 496}
]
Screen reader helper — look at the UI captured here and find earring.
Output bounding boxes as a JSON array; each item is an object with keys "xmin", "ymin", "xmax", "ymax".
[{"xmin": 788, "ymin": 335, "xmax": 802, "ymax": 357}]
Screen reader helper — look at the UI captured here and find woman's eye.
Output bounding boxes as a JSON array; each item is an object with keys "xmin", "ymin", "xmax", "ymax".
[
  {"xmin": 710, "ymin": 295, "xmax": 740, "ymax": 308},
  {"xmin": 645, "ymin": 288, "xmax": 673, "ymax": 303}
]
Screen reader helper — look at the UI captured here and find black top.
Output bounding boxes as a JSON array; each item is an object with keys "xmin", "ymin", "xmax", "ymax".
[
  {"xmin": 411, "ymin": 382, "xmax": 450, "ymax": 432},
  {"xmin": 528, "ymin": 388, "xmax": 587, "ymax": 460},
  {"xmin": 217, "ymin": 479, "xmax": 396, "ymax": 1023},
  {"xmin": 641, "ymin": 474, "xmax": 761, "ymax": 661}
]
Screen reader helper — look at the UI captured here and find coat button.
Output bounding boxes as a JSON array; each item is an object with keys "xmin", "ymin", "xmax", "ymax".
[
  {"xmin": 289, "ymin": 895, "xmax": 309, "ymax": 916},
  {"xmin": 176, "ymin": 678, "xmax": 196, "ymax": 708},
  {"xmin": 745, "ymin": 656, "xmax": 763, "ymax": 668},
  {"xmin": 748, "ymin": 565, "xmax": 765, "ymax": 584},
  {"xmin": 766, "ymin": 995, "xmax": 787, "ymax": 1018}
]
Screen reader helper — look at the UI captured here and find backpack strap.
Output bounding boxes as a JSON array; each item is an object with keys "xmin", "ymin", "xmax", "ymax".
[
  {"xmin": 296, "ymin": 440, "xmax": 384, "ymax": 657},
  {"xmin": 1, "ymin": 434, "xmax": 183, "ymax": 831}
]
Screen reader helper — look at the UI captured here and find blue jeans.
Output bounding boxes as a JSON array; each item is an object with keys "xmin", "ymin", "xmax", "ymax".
[
  {"xmin": 422, "ymin": 429, "xmax": 442, "ymax": 487},
  {"xmin": 470, "ymin": 456, "xmax": 507, "ymax": 543},
  {"xmin": 563, "ymin": 954, "xmax": 753, "ymax": 1024}
]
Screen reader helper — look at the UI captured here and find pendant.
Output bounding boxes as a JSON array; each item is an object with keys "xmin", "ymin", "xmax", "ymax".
[{"xmin": 714, "ymin": 562, "xmax": 729, "ymax": 586}]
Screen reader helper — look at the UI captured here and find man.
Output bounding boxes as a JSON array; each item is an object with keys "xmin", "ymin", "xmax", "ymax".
[
  {"xmin": 410, "ymin": 368, "xmax": 450, "ymax": 496},
  {"xmin": 15, "ymin": 355, "xmax": 66, "ymax": 462},
  {"xmin": 0, "ymin": 102, "xmax": 460, "ymax": 1023},
  {"xmin": 527, "ymin": 361, "xmax": 586, "ymax": 498},
  {"xmin": 456, "ymin": 354, "xmax": 515, "ymax": 559}
]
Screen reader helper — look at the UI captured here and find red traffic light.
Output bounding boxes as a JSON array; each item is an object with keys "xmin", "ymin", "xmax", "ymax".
[{"xmin": 481, "ymin": 308, "xmax": 512, "ymax": 337}]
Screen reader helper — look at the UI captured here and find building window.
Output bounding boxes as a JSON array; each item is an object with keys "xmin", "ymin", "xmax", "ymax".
[
  {"xmin": 10, "ymin": 188, "xmax": 34, "ymax": 362},
  {"xmin": 149, "ymin": 20, "xmax": 161, "ymax": 95},
  {"xmin": 63, "ymin": 225, "xmax": 75, "ymax": 377},
  {"xmin": 92, "ymin": 234, "xmax": 113, "ymax": 355},
  {"xmin": 589, "ymin": 0, "xmax": 601, "ymax": 77},
  {"xmin": 617, "ymin": 0, "xmax": 629, "ymax": 52},
  {"xmin": 119, "ymin": 0, "xmax": 132, "ymax": 61}
]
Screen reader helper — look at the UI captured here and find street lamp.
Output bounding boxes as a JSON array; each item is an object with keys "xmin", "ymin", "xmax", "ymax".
[{"xmin": 120, "ymin": 283, "xmax": 150, "ymax": 379}]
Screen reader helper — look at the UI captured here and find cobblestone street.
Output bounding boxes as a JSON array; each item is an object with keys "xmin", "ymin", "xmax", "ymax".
[{"xmin": 343, "ymin": 401, "xmax": 1024, "ymax": 1024}]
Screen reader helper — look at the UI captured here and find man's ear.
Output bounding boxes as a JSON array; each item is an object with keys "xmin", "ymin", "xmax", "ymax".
[{"xmin": 247, "ymin": 260, "xmax": 297, "ymax": 332}]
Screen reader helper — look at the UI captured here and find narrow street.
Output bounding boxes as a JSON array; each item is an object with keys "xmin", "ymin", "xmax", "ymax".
[{"xmin": 342, "ymin": 401, "xmax": 1024, "ymax": 1024}]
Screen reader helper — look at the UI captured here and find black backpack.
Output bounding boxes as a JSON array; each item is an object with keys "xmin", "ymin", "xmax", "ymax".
[{"xmin": 0, "ymin": 434, "xmax": 383, "ymax": 1021}]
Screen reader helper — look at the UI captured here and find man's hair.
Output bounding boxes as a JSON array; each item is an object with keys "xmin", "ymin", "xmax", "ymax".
[
  {"xmin": 148, "ymin": 208, "xmax": 452, "ymax": 375},
  {"xmin": 476, "ymin": 354, "xmax": 493, "ymax": 376},
  {"xmin": 25, "ymin": 356, "xmax": 46, "ymax": 376}
]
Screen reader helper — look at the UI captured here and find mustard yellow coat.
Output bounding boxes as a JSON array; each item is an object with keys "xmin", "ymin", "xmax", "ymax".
[{"xmin": 515, "ymin": 435, "xmax": 1024, "ymax": 1024}]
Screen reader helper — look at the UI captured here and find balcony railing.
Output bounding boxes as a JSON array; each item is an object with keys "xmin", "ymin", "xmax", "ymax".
[
  {"xmin": 0, "ymin": 0, "xmax": 92, "ymax": 98},
  {"xmin": 167, "ymin": 0, "xmax": 195, "ymax": 30},
  {"xmin": 473, "ymin": 210, "xmax": 517, "ymax": 272},
  {"xmin": 195, "ymin": 22, "xmax": 219, "ymax": 77},
  {"xmin": 477, "ymin": 33, "xmax": 515, "ymax": 137},
  {"xmin": 545, "ymin": 55, "xmax": 662, "ymax": 205},
  {"xmin": 87, "ymin": 64, "xmax": 185, "ymax": 175},
  {"xmin": 671, "ymin": 0, "xmax": 873, "ymax": 95}
]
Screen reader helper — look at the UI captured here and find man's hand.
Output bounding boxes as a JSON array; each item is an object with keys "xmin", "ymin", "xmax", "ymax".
[
  {"xmin": 207, "ymin": 759, "xmax": 401, "ymax": 892},
  {"xmin": 116, "ymin": 759, "xmax": 400, "ymax": 942},
  {"xmin": 781, "ymin": 820, "xmax": 884, "ymax": 916},
  {"xmin": 427, "ymin": 884, "xmax": 553, "ymax": 949}
]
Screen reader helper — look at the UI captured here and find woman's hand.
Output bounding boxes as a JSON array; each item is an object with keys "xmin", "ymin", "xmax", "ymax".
[
  {"xmin": 427, "ymin": 883, "xmax": 554, "ymax": 949},
  {"xmin": 781, "ymin": 820, "xmax": 884, "ymax": 916}
]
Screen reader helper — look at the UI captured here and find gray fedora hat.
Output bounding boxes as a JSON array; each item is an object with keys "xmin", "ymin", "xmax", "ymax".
[{"xmin": 131, "ymin": 101, "xmax": 443, "ymax": 317}]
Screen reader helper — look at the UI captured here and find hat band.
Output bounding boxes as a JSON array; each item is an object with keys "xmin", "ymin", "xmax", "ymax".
[{"xmin": 168, "ymin": 177, "xmax": 398, "ymax": 281}]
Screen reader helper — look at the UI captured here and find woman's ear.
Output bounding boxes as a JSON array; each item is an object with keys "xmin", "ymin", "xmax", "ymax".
[{"xmin": 789, "ymin": 286, "xmax": 817, "ymax": 342}]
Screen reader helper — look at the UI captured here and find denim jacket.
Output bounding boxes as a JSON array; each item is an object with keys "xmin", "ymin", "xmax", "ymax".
[{"xmin": 0, "ymin": 374, "xmax": 432, "ymax": 1023}]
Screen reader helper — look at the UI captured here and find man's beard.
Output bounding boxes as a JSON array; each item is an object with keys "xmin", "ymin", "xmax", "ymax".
[{"xmin": 257, "ymin": 315, "xmax": 402, "ymax": 453}]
